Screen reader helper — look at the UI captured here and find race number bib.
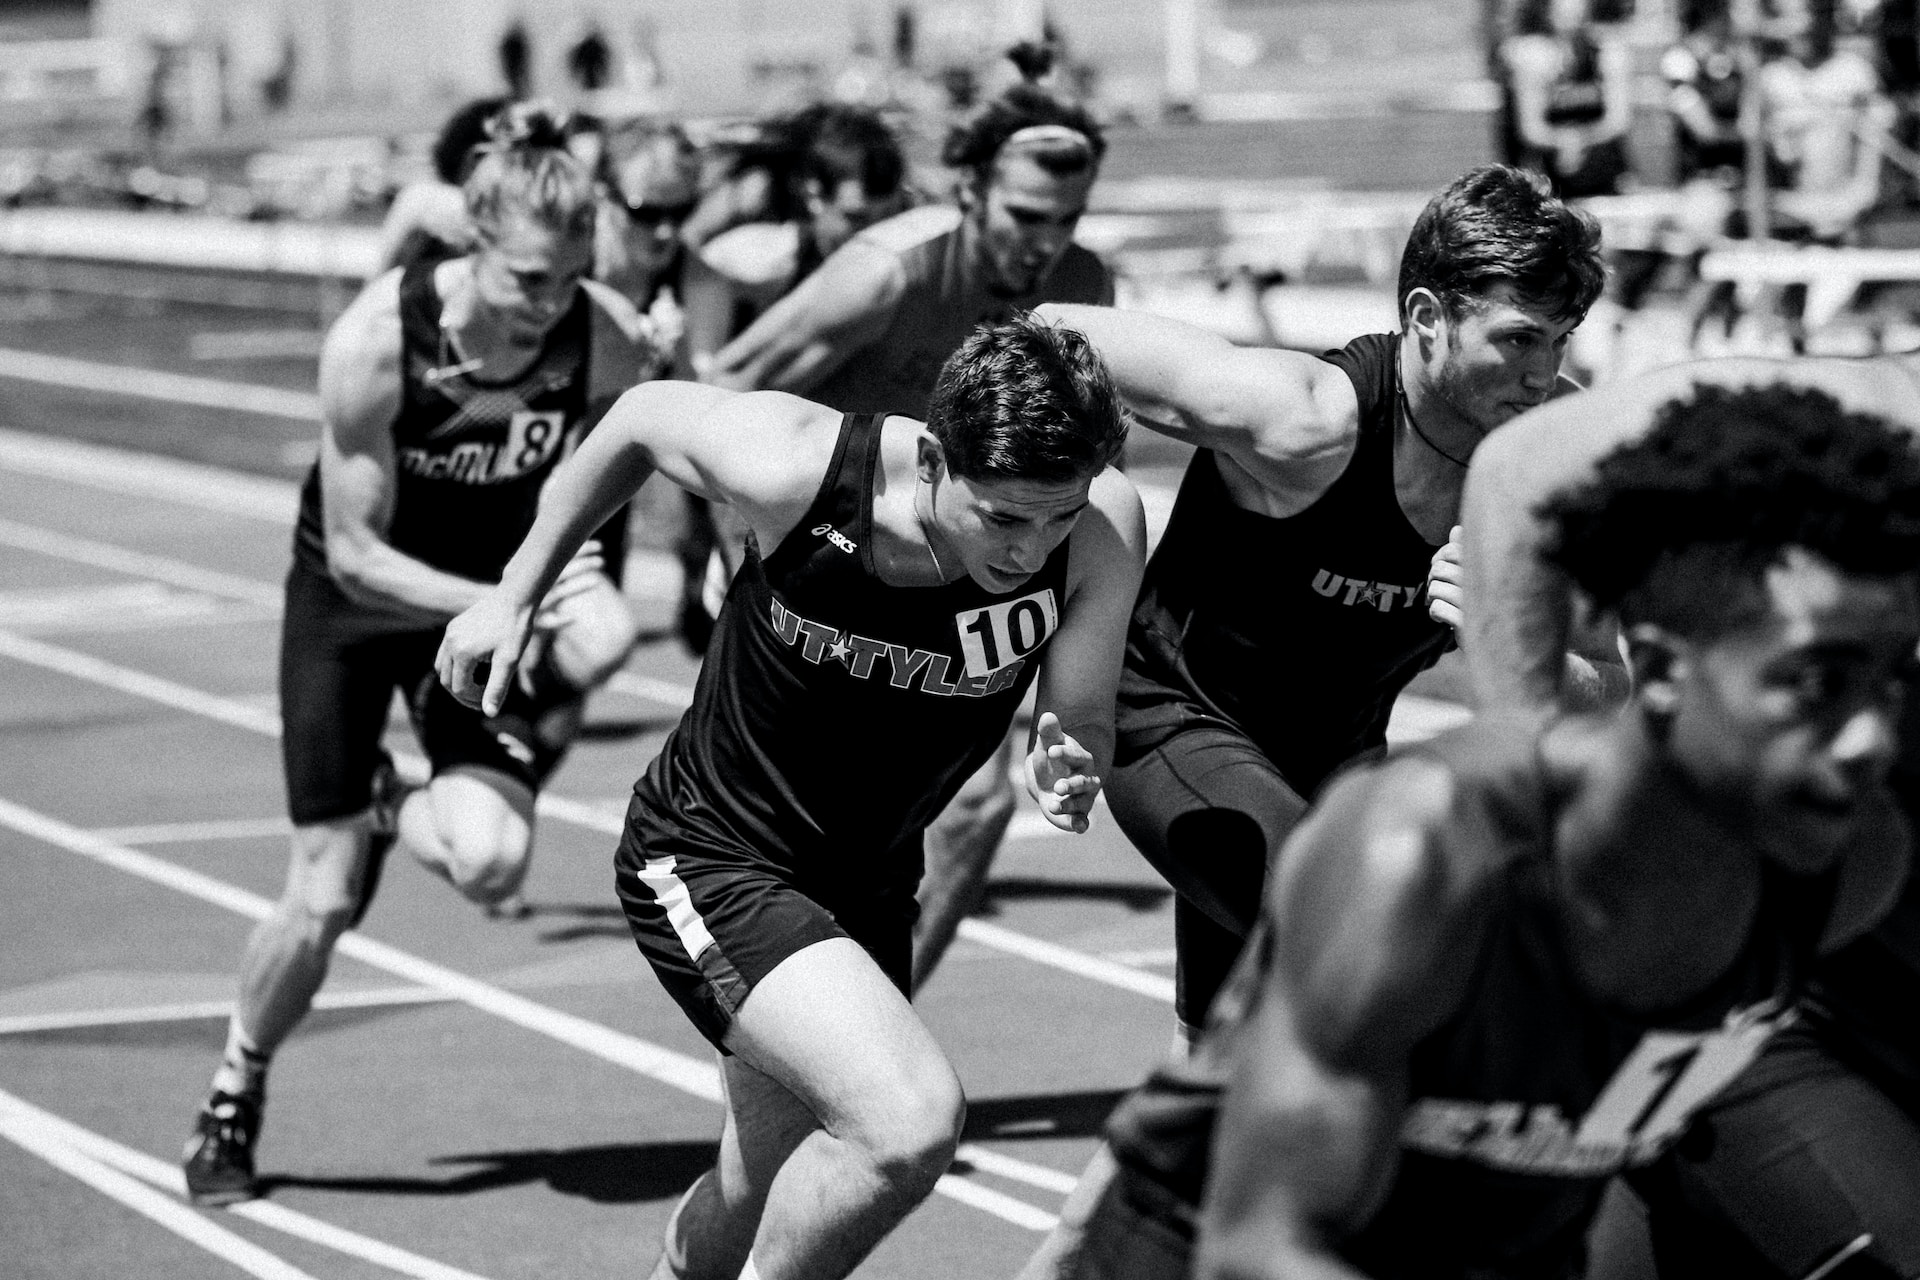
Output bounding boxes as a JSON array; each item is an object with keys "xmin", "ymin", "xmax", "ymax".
[
  {"xmin": 956, "ymin": 589, "xmax": 1059, "ymax": 677},
  {"xmin": 502, "ymin": 410, "xmax": 566, "ymax": 478},
  {"xmin": 1574, "ymin": 1004, "xmax": 1785, "ymax": 1152}
]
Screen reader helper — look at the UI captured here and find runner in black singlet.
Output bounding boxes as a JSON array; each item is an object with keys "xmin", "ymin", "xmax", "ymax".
[
  {"xmin": 1017, "ymin": 163, "xmax": 1605, "ymax": 1280},
  {"xmin": 1466, "ymin": 356, "xmax": 1920, "ymax": 1278},
  {"xmin": 181, "ymin": 104, "xmax": 669, "ymax": 1206},
  {"xmin": 699, "ymin": 75, "xmax": 1113, "ymax": 990},
  {"xmin": 437, "ymin": 314, "xmax": 1146, "ymax": 1280},
  {"xmin": 1073, "ymin": 383, "xmax": 1920, "ymax": 1280}
]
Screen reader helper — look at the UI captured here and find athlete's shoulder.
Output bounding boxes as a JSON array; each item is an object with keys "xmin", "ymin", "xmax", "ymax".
[
  {"xmin": 697, "ymin": 221, "xmax": 802, "ymax": 289},
  {"xmin": 321, "ymin": 268, "xmax": 404, "ymax": 380},
  {"xmin": 851, "ymin": 204, "xmax": 963, "ymax": 258},
  {"xmin": 1074, "ymin": 466, "xmax": 1149, "ymax": 562}
]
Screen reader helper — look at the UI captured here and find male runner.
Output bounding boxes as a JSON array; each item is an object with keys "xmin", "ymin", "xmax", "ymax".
[
  {"xmin": 1037, "ymin": 162, "xmax": 1603, "ymax": 1046},
  {"xmin": 1015, "ymin": 162, "xmax": 1602, "ymax": 1280},
  {"xmin": 1086, "ymin": 382, "xmax": 1920, "ymax": 1280},
  {"xmin": 436, "ymin": 314, "xmax": 1145, "ymax": 1280},
  {"xmin": 700, "ymin": 80, "xmax": 1114, "ymax": 988},
  {"xmin": 1463, "ymin": 357, "xmax": 1920, "ymax": 1276},
  {"xmin": 181, "ymin": 104, "xmax": 668, "ymax": 1205}
]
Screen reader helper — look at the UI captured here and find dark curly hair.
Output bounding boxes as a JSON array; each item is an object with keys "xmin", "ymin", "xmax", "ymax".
[
  {"xmin": 431, "ymin": 95, "xmax": 512, "ymax": 185},
  {"xmin": 1540, "ymin": 383, "xmax": 1920, "ymax": 635},
  {"xmin": 926, "ymin": 313, "xmax": 1127, "ymax": 484},
  {"xmin": 1398, "ymin": 165, "xmax": 1606, "ymax": 325},
  {"xmin": 942, "ymin": 83, "xmax": 1105, "ymax": 184}
]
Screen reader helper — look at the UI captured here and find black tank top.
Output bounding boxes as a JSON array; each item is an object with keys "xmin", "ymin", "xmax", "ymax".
[
  {"xmin": 626, "ymin": 413, "xmax": 1071, "ymax": 887},
  {"xmin": 1107, "ymin": 716, "xmax": 1838, "ymax": 1280},
  {"xmin": 1117, "ymin": 333, "xmax": 1451, "ymax": 786},
  {"xmin": 294, "ymin": 261, "xmax": 594, "ymax": 583}
]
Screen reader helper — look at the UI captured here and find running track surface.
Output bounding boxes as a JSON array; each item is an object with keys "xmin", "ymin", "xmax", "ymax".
[{"xmin": 0, "ymin": 289, "xmax": 1471, "ymax": 1279}]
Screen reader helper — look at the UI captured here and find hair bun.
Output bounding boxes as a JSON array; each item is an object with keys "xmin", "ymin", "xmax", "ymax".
[{"xmin": 484, "ymin": 100, "xmax": 573, "ymax": 152}]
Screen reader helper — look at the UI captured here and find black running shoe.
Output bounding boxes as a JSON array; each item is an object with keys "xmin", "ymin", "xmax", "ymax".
[
  {"xmin": 182, "ymin": 1091, "xmax": 261, "ymax": 1205},
  {"xmin": 351, "ymin": 752, "xmax": 405, "ymax": 928}
]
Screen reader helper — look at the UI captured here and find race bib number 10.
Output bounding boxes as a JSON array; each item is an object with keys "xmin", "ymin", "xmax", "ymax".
[{"xmin": 956, "ymin": 589, "xmax": 1059, "ymax": 677}]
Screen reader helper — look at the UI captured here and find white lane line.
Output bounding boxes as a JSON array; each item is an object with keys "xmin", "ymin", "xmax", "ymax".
[
  {"xmin": 955, "ymin": 1143, "xmax": 1081, "ymax": 1196},
  {"xmin": 604, "ymin": 670, "xmax": 696, "ymax": 709},
  {"xmin": 0, "ymin": 516, "xmax": 284, "ymax": 608},
  {"xmin": 92, "ymin": 816, "xmax": 292, "ymax": 845},
  {"xmin": 1103, "ymin": 947, "xmax": 1179, "ymax": 967},
  {"xmin": 955, "ymin": 920, "xmax": 1176, "ymax": 1005},
  {"xmin": 0, "ymin": 627, "xmax": 1193, "ymax": 1011},
  {"xmin": 0, "ymin": 1086, "xmax": 492, "ymax": 1280},
  {"xmin": 930, "ymin": 1173, "xmax": 1058, "ymax": 1232},
  {"xmin": 0, "ymin": 627, "xmax": 282, "ymax": 735},
  {"xmin": 0, "ymin": 427, "xmax": 297, "ymax": 522},
  {"xmin": 0, "ymin": 1088, "xmax": 319, "ymax": 1280},
  {"xmin": 0, "ymin": 348, "xmax": 322, "ymax": 420},
  {"xmin": 0, "ymin": 986, "xmax": 452, "ymax": 1036},
  {"xmin": 0, "ymin": 796, "xmax": 1068, "ymax": 1231}
]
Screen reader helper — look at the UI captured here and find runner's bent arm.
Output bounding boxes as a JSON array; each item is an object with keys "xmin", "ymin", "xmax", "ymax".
[
  {"xmin": 439, "ymin": 385, "xmax": 834, "ymax": 711},
  {"xmin": 702, "ymin": 239, "xmax": 907, "ymax": 393},
  {"xmin": 317, "ymin": 269, "xmax": 497, "ymax": 625},
  {"xmin": 1195, "ymin": 760, "xmax": 1485, "ymax": 1280},
  {"xmin": 1035, "ymin": 303, "xmax": 1360, "ymax": 511},
  {"xmin": 1026, "ymin": 467, "xmax": 1148, "ymax": 832},
  {"xmin": 1462, "ymin": 355, "xmax": 1920, "ymax": 713}
]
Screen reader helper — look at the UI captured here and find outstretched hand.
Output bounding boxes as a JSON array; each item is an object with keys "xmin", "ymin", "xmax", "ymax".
[
  {"xmin": 438, "ymin": 542, "xmax": 602, "ymax": 717},
  {"xmin": 1026, "ymin": 711, "xmax": 1101, "ymax": 834},
  {"xmin": 1425, "ymin": 526, "xmax": 1464, "ymax": 633}
]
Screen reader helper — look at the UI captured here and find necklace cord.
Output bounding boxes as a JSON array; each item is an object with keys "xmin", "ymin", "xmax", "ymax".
[
  {"xmin": 1399, "ymin": 387, "xmax": 1472, "ymax": 469},
  {"xmin": 914, "ymin": 479, "xmax": 948, "ymax": 581}
]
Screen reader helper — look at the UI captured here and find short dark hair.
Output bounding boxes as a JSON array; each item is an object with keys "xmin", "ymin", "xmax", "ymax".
[
  {"xmin": 788, "ymin": 102, "xmax": 905, "ymax": 200},
  {"xmin": 925, "ymin": 313, "xmax": 1128, "ymax": 484},
  {"xmin": 1397, "ymin": 165, "xmax": 1605, "ymax": 326},
  {"xmin": 941, "ymin": 83, "xmax": 1105, "ymax": 184},
  {"xmin": 1540, "ymin": 383, "xmax": 1920, "ymax": 636},
  {"xmin": 432, "ymin": 96, "xmax": 512, "ymax": 185}
]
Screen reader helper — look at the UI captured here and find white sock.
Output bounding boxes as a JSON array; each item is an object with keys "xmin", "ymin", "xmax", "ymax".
[{"xmin": 209, "ymin": 1020, "xmax": 270, "ymax": 1099}]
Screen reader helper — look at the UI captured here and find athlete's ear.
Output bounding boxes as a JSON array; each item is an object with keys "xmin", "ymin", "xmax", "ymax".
[
  {"xmin": 915, "ymin": 433, "xmax": 947, "ymax": 484},
  {"xmin": 1403, "ymin": 288, "xmax": 1445, "ymax": 349},
  {"xmin": 1624, "ymin": 622, "xmax": 1687, "ymax": 726}
]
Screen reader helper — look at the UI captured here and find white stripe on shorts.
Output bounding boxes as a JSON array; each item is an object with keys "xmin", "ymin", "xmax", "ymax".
[{"xmin": 638, "ymin": 855, "xmax": 717, "ymax": 962}]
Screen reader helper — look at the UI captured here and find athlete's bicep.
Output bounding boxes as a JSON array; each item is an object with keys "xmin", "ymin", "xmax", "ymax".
[
  {"xmin": 316, "ymin": 273, "xmax": 406, "ymax": 553},
  {"xmin": 1198, "ymin": 952, "xmax": 1408, "ymax": 1277},
  {"xmin": 1200, "ymin": 761, "xmax": 1479, "ymax": 1270},
  {"xmin": 705, "ymin": 245, "xmax": 903, "ymax": 394}
]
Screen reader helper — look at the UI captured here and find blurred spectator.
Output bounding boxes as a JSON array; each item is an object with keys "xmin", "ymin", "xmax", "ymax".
[
  {"xmin": 1501, "ymin": 0, "xmax": 1635, "ymax": 195},
  {"xmin": 375, "ymin": 96, "xmax": 509, "ymax": 272},
  {"xmin": 1763, "ymin": 0, "xmax": 1895, "ymax": 237},
  {"xmin": 1664, "ymin": 0, "xmax": 1750, "ymax": 181}
]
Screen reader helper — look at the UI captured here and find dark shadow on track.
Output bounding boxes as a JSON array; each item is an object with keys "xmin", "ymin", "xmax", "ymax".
[
  {"xmin": 259, "ymin": 1139, "xmax": 718, "ymax": 1204},
  {"xmin": 574, "ymin": 715, "xmax": 680, "ymax": 742},
  {"xmin": 512, "ymin": 901, "xmax": 632, "ymax": 944},
  {"xmin": 961, "ymin": 1089, "xmax": 1128, "ymax": 1142},
  {"xmin": 977, "ymin": 878, "xmax": 1170, "ymax": 913}
]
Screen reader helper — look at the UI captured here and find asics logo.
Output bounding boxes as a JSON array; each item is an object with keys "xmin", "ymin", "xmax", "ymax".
[{"xmin": 812, "ymin": 524, "xmax": 857, "ymax": 554}]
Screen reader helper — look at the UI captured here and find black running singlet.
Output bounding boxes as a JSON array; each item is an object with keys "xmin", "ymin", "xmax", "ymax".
[
  {"xmin": 1107, "ymin": 716, "xmax": 1839, "ymax": 1280},
  {"xmin": 1117, "ymin": 333, "xmax": 1451, "ymax": 787},
  {"xmin": 628, "ymin": 413, "xmax": 1071, "ymax": 885},
  {"xmin": 294, "ymin": 260, "xmax": 592, "ymax": 583}
]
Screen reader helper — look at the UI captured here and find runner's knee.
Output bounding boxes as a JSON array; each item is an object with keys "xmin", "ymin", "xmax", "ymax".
[
  {"xmin": 442, "ymin": 823, "xmax": 531, "ymax": 903},
  {"xmin": 280, "ymin": 823, "xmax": 368, "ymax": 942},
  {"xmin": 545, "ymin": 574, "xmax": 639, "ymax": 689},
  {"xmin": 849, "ymin": 1062, "xmax": 966, "ymax": 1200}
]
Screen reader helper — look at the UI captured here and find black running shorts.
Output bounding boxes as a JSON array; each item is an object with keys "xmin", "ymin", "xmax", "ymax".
[
  {"xmin": 279, "ymin": 557, "xmax": 576, "ymax": 825},
  {"xmin": 613, "ymin": 805, "xmax": 919, "ymax": 1051}
]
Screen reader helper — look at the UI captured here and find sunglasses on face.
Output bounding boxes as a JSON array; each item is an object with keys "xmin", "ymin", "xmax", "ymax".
[{"xmin": 625, "ymin": 199, "xmax": 696, "ymax": 228}]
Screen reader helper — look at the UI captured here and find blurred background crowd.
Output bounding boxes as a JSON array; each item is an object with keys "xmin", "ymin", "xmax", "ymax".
[{"xmin": 3, "ymin": 0, "xmax": 1920, "ymax": 377}]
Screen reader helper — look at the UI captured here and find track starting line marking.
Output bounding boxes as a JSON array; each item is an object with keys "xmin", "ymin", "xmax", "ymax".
[
  {"xmin": 0, "ymin": 794, "xmax": 1068, "ymax": 1233},
  {"xmin": 0, "ymin": 1084, "xmax": 492, "ymax": 1280}
]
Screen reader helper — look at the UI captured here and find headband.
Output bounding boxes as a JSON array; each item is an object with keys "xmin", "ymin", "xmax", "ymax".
[{"xmin": 1000, "ymin": 124, "xmax": 1095, "ymax": 157}]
